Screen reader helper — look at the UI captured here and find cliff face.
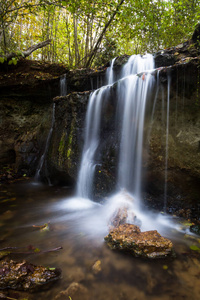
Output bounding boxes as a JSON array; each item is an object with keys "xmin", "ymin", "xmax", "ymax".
[{"xmin": 0, "ymin": 36, "xmax": 200, "ymax": 217}]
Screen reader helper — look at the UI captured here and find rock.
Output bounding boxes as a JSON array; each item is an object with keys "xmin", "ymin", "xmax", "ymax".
[
  {"xmin": 55, "ymin": 282, "xmax": 89, "ymax": 300},
  {"xmin": 190, "ymin": 224, "xmax": 200, "ymax": 235},
  {"xmin": 108, "ymin": 191, "xmax": 141, "ymax": 229},
  {"xmin": 65, "ymin": 267, "xmax": 85, "ymax": 282},
  {"xmin": 0, "ymin": 260, "xmax": 61, "ymax": 291},
  {"xmin": 104, "ymin": 224, "xmax": 174, "ymax": 259},
  {"xmin": 109, "ymin": 206, "xmax": 129, "ymax": 228},
  {"xmin": 92, "ymin": 260, "xmax": 101, "ymax": 274}
]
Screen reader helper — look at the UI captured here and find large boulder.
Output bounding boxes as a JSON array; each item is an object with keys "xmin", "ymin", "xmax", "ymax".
[{"xmin": 104, "ymin": 224, "xmax": 174, "ymax": 259}]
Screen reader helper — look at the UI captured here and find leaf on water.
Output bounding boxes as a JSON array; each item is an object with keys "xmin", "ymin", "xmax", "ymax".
[
  {"xmin": 40, "ymin": 223, "xmax": 50, "ymax": 232},
  {"xmin": 190, "ymin": 245, "xmax": 200, "ymax": 251},
  {"xmin": 163, "ymin": 265, "xmax": 168, "ymax": 270},
  {"xmin": 34, "ymin": 248, "xmax": 41, "ymax": 253}
]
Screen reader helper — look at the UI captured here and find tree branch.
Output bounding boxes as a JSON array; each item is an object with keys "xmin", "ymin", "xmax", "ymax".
[{"xmin": 5, "ymin": 39, "xmax": 51, "ymax": 60}]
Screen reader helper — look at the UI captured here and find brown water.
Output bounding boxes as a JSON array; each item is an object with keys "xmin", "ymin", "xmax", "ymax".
[{"xmin": 0, "ymin": 180, "xmax": 200, "ymax": 300}]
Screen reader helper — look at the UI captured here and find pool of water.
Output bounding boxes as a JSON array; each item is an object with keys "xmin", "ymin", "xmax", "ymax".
[{"xmin": 0, "ymin": 180, "xmax": 200, "ymax": 300}]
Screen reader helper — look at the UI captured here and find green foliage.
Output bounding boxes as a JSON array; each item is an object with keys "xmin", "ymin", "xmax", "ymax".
[
  {"xmin": 0, "ymin": 57, "xmax": 6, "ymax": 64},
  {"xmin": 8, "ymin": 57, "xmax": 18, "ymax": 65},
  {"xmin": 0, "ymin": 0, "xmax": 199, "ymax": 68}
]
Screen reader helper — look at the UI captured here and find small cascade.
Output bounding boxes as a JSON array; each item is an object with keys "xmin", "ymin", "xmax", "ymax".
[
  {"xmin": 106, "ymin": 57, "xmax": 117, "ymax": 85},
  {"xmin": 60, "ymin": 74, "xmax": 67, "ymax": 96},
  {"xmin": 76, "ymin": 86, "xmax": 109, "ymax": 198},
  {"xmin": 122, "ymin": 54, "xmax": 154, "ymax": 77},
  {"xmin": 164, "ymin": 76, "xmax": 171, "ymax": 211},
  {"xmin": 35, "ymin": 103, "xmax": 56, "ymax": 181},
  {"xmin": 35, "ymin": 74, "xmax": 66, "ymax": 181}
]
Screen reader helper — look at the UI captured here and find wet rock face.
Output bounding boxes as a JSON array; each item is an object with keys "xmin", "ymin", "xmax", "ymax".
[
  {"xmin": 0, "ymin": 97, "xmax": 53, "ymax": 180},
  {"xmin": 41, "ymin": 92, "xmax": 90, "ymax": 185},
  {"xmin": 45, "ymin": 89, "xmax": 120, "ymax": 193},
  {"xmin": 104, "ymin": 224, "xmax": 174, "ymax": 259},
  {"xmin": 0, "ymin": 260, "xmax": 61, "ymax": 291}
]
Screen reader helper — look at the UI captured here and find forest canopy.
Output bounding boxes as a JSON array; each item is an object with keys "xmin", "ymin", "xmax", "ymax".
[{"xmin": 0, "ymin": 0, "xmax": 199, "ymax": 68}]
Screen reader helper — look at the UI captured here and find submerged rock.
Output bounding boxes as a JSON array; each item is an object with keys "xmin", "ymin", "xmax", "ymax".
[
  {"xmin": 0, "ymin": 260, "xmax": 61, "ymax": 291},
  {"xmin": 92, "ymin": 260, "xmax": 102, "ymax": 274},
  {"xmin": 105, "ymin": 224, "xmax": 174, "ymax": 259},
  {"xmin": 55, "ymin": 282, "xmax": 89, "ymax": 300}
]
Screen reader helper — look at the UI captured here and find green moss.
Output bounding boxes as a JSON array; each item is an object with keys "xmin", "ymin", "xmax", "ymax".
[{"xmin": 58, "ymin": 132, "xmax": 66, "ymax": 167}]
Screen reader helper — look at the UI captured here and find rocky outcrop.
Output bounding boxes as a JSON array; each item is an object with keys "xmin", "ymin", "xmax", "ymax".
[{"xmin": 104, "ymin": 224, "xmax": 174, "ymax": 258}]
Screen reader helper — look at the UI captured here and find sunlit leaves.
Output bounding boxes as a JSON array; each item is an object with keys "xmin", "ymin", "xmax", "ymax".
[{"xmin": 0, "ymin": 0, "xmax": 199, "ymax": 67}]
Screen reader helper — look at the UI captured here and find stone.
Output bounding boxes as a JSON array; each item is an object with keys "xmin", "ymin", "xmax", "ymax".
[
  {"xmin": 190, "ymin": 224, "xmax": 200, "ymax": 235},
  {"xmin": 104, "ymin": 224, "xmax": 174, "ymax": 259},
  {"xmin": 92, "ymin": 260, "xmax": 101, "ymax": 274},
  {"xmin": 108, "ymin": 191, "xmax": 141, "ymax": 229},
  {"xmin": 0, "ymin": 260, "xmax": 61, "ymax": 291},
  {"xmin": 54, "ymin": 282, "xmax": 89, "ymax": 300}
]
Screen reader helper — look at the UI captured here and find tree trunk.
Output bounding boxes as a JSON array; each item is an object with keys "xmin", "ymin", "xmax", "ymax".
[
  {"xmin": 85, "ymin": 0, "xmax": 125, "ymax": 68},
  {"xmin": 73, "ymin": 15, "xmax": 80, "ymax": 66}
]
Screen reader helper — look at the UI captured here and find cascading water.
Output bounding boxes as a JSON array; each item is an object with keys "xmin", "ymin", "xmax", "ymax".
[
  {"xmin": 117, "ymin": 55, "xmax": 155, "ymax": 204},
  {"xmin": 164, "ymin": 76, "xmax": 171, "ymax": 211},
  {"xmin": 35, "ymin": 103, "xmax": 56, "ymax": 181},
  {"xmin": 76, "ymin": 86, "xmax": 110, "ymax": 198},
  {"xmin": 60, "ymin": 74, "xmax": 67, "ymax": 96},
  {"xmin": 76, "ymin": 54, "xmax": 155, "ymax": 205},
  {"xmin": 106, "ymin": 57, "xmax": 117, "ymax": 85},
  {"xmin": 35, "ymin": 74, "xmax": 67, "ymax": 181}
]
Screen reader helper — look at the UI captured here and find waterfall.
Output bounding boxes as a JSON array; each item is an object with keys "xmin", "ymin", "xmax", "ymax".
[
  {"xmin": 106, "ymin": 57, "xmax": 117, "ymax": 85},
  {"xmin": 76, "ymin": 86, "xmax": 109, "ymax": 198},
  {"xmin": 76, "ymin": 54, "xmax": 156, "ymax": 202},
  {"xmin": 117, "ymin": 55, "xmax": 155, "ymax": 203},
  {"xmin": 35, "ymin": 74, "xmax": 67, "ymax": 181},
  {"xmin": 164, "ymin": 76, "xmax": 171, "ymax": 211},
  {"xmin": 35, "ymin": 103, "xmax": 56, "ymax": 181},
  {"xmin": 60, "ymin": 74, "xmax": 67, "ymax": 96}
]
